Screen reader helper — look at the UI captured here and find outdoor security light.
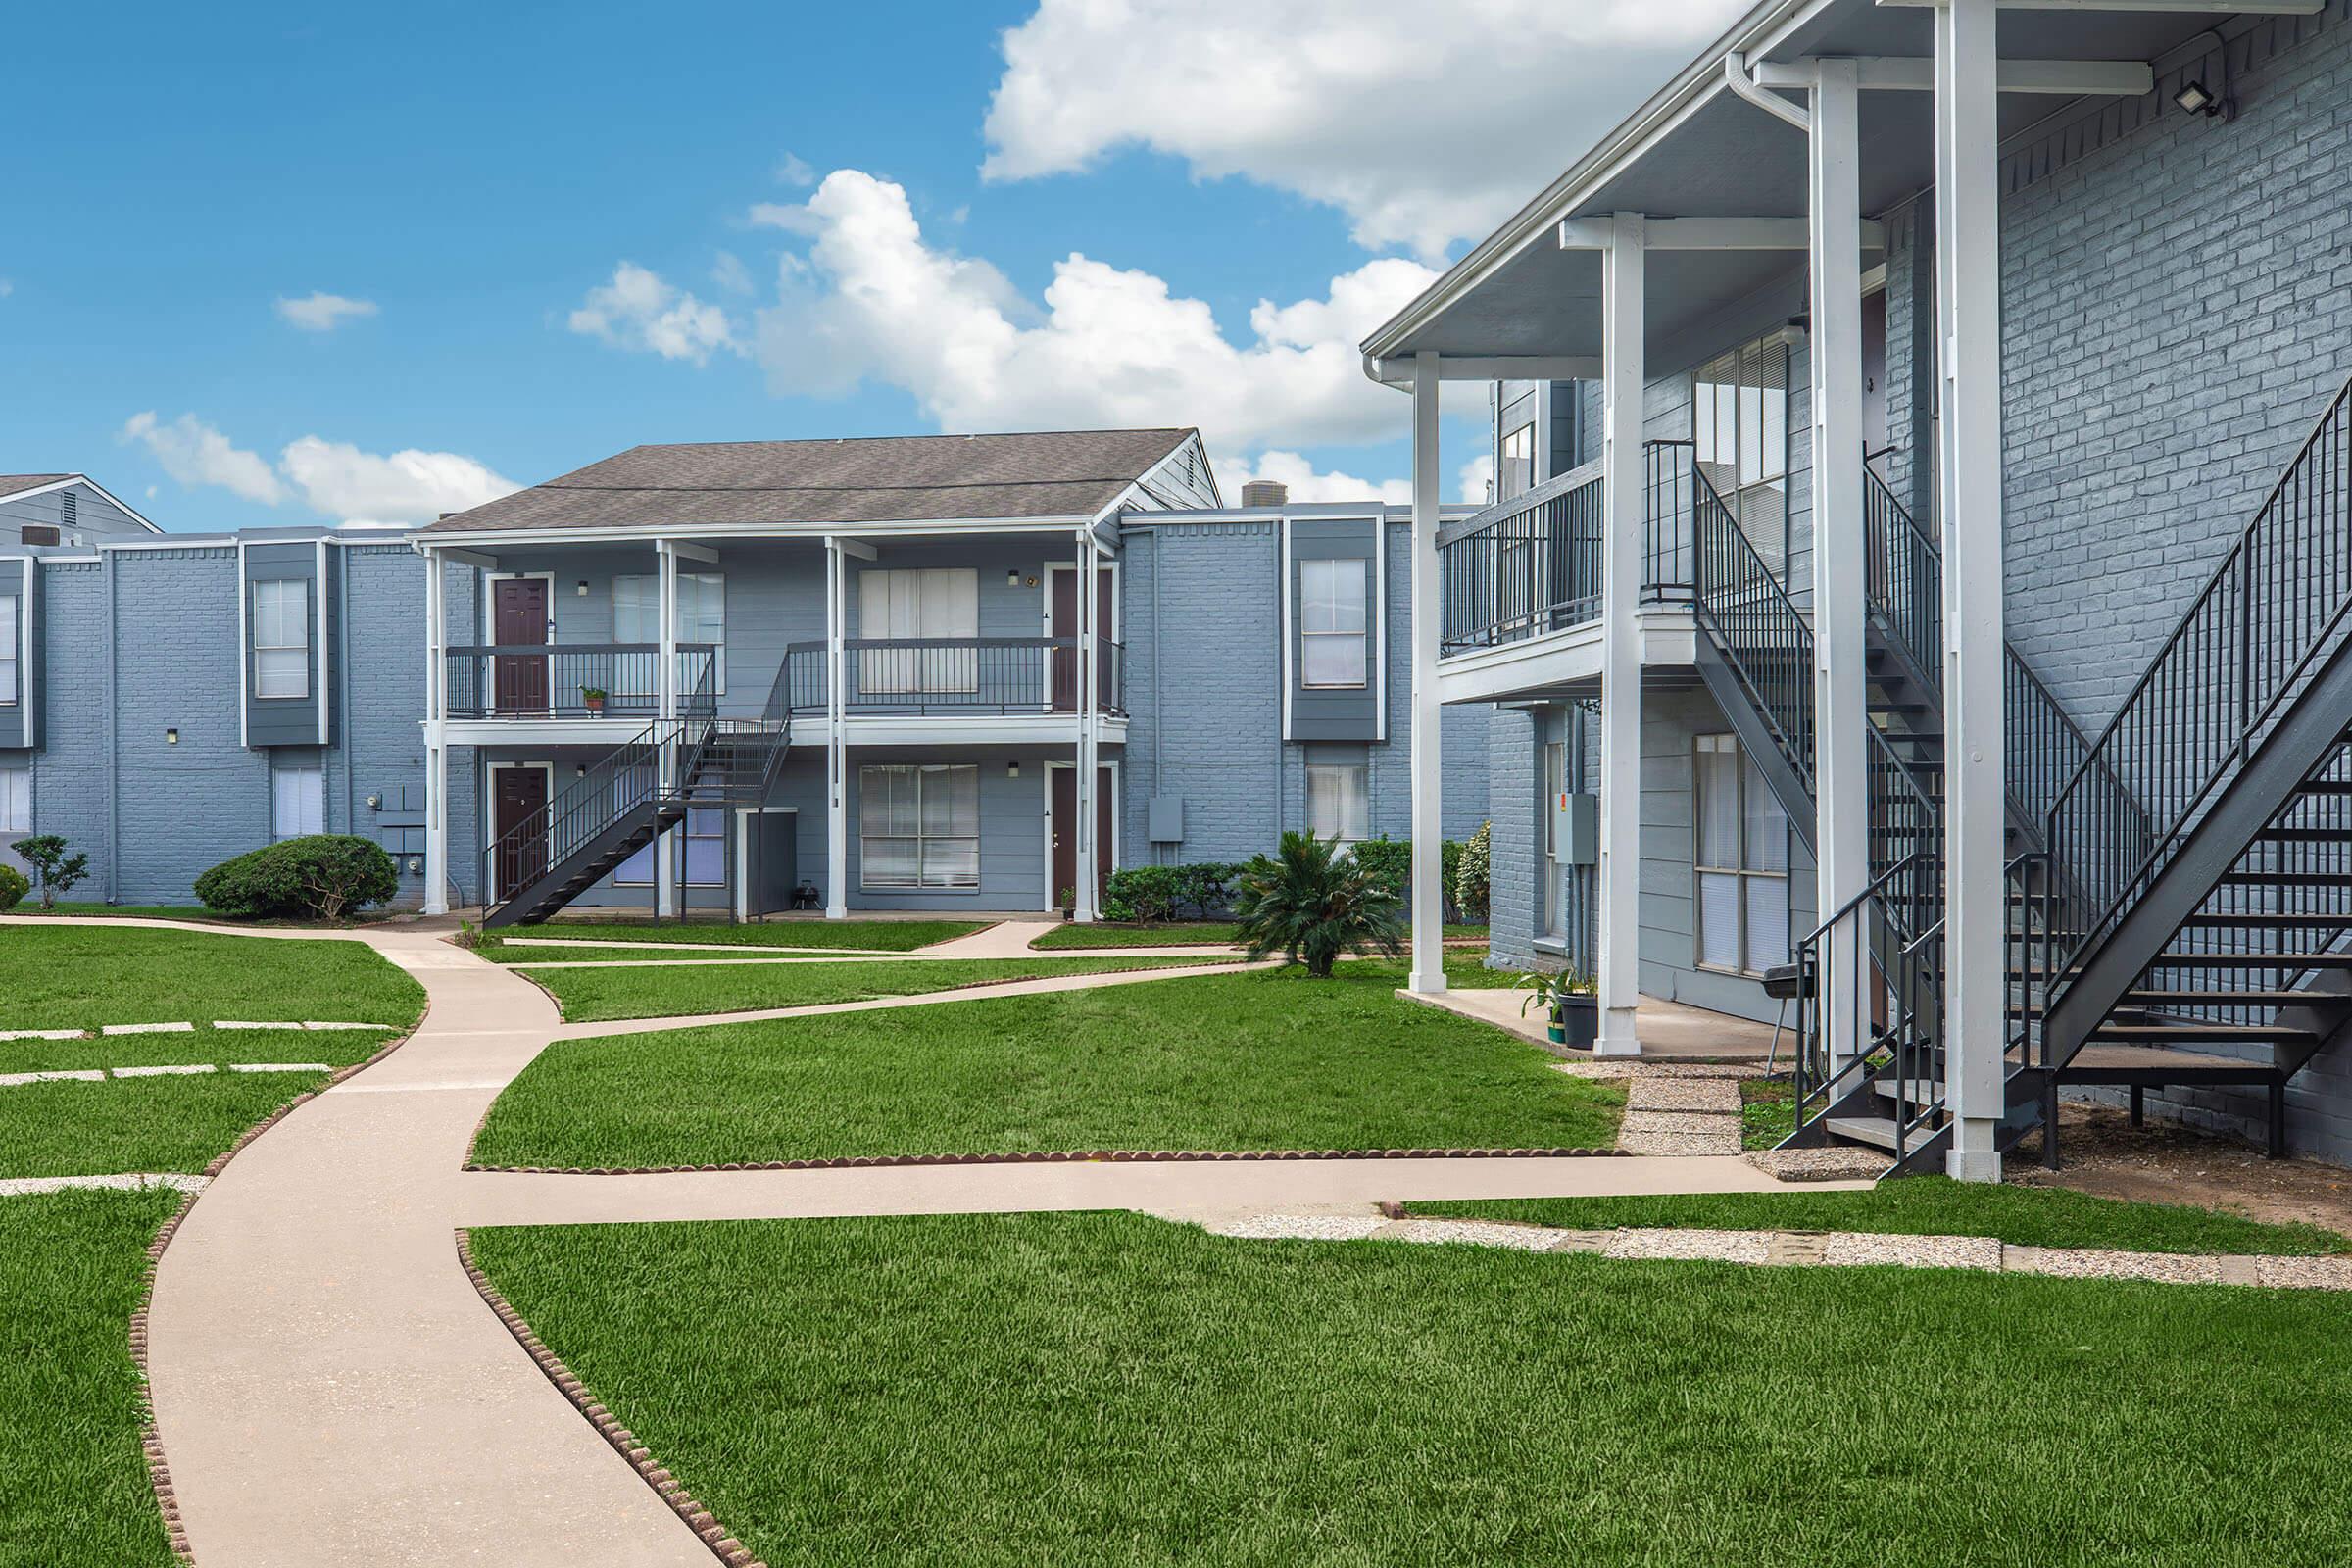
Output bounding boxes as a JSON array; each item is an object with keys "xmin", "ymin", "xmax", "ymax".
[
  {"xmin": 2174, "ymin": 79, "xmax": 2219, "ymax": 116},
  {"xmin": 2176, "ymin": 30, "xmax": 2234, "ymax": 121},
  {"xmin": 1006, "ymin": 761, "xmax": 1020, "ymax": 779},
  {"xmin": 165, "ymin": 728, "xmax": 178, "ymax": 746},
  {"xmin": 575, "ymin": 580, "xmax": 589, "ymax": 596},
  {"xmin": 1006, "ymin": 569, "xmax": 1020, "ymax": 588}
]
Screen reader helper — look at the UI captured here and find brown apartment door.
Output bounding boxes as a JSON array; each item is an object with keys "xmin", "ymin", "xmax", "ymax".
[
  {"xmin": 492, "ymin": 767, "xmax": 549, "ymax": 899},
  {"xmin": 1050, "ymin": 765, "xmax": 1115, "ymax": 909},
  {"xmin": 1049, "ymin": 566, "xmax": 1116, "ymax": 712},
  {"xmin": 492, "ymin": 578, "xmax": 550, "ymax": 714}
]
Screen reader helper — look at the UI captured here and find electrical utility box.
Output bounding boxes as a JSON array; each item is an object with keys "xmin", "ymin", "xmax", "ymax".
[{"xmin": 1555, "ymin": 792, "xmax": 1599, "ymax": 866}]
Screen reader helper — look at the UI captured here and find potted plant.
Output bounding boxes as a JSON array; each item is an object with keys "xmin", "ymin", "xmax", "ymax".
[
  {"xmin": 1517, "ymin": 968, "xmax": 1598, "ymax": 1048},
  {"xmin": 1058, "ymin": 885, "xmax": 1076, "ymax": 922},
  {"xmin": 581, "ymin": 686, "xmax": 608, "ymax": 716}
]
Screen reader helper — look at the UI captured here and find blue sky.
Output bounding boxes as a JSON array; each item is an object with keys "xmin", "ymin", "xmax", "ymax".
[{"xmin": 1, "ymin": 1, "xmax": 1738, "ymax": 531}]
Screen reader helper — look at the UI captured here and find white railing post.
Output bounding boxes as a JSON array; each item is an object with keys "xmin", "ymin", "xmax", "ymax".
[
  {"xmin": 421, "ymin": 546, "xmax": 451, "ymax": 915},
  {"xmin": 1407, "ymin": 350, "xmax": 1447, "ymax": 995},
  {"xmin": 824, "ymin": 536, "xmax": 849, "ymax": 919},
  {"xmin": 1937, "ymin": 0, "xmax": 2009, "ymax": 1181},
  {"xmin": 1596, "ymin": 215, "xmax": 1646, "ymax": 1056},
  {"xmin": 1809, "ymin": 59, "xmax": 1871, "ymax": 1086}
]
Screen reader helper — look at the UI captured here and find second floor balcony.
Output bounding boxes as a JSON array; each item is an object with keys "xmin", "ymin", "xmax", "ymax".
[
  {"xmin": 785, "ymin": 637, "xmax": 1124, "ymax": 717},
  {"xmin": 444, "ymin": 643, "xmax": 717, "ymax": 721}
]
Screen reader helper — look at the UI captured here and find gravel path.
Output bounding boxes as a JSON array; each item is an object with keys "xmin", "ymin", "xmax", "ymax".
[{"xmin": 1558, "ymin": 1059, "xmax": 1749, "ymax": 1156}]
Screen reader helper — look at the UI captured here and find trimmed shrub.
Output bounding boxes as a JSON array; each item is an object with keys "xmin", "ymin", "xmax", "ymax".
[
  {"xmin": 11, "ymin": 834, "xmax": 87, "ymax": 911},
  {"xmin": 1452, "ymin": 821, "xmax": 1491, "ymax": 923},
  {"xmin": 1441, "ymin": 837, "xmax": 1467, "ymax": 922},
  {"xmin": 1101, "ymin": 861, "xmax": 1246, "ymax": 923},
  {"xmin": 1232, "ymin": 831, "xmax": 1404, "ymax": 979},
  {"xmin": 0, "ymin": 863, "xmax": 27, "ymax": 912},
  {"xmin": 195, "ymin": 835, "xmax": 400, "ymax": 921},
  {"xmin": 1348, "ymin": 836, "xmax": 1410, "ymax": 902}
]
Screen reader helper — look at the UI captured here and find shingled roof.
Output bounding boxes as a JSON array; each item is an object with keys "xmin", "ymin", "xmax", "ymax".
[{"xmin": 421, "ymin": 429, "xmax": 1200, "ymax": 534}]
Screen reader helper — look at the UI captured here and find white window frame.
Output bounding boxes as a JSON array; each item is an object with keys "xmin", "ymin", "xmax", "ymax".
[
  {"xmin": 1298, "ymin": 558, "xmax": 1368, "ymax": 689},
  {"xmin": 1693, "ymin": 733, "xmax": 1790, "ymax": 977},
  {"xmin": 0, "ymin": 768, "xmax": 28, "ymax": 834},
  {"xmin": 271, "ymin": 764, "xmax": 324, "ymax": 842},
  {"xmin": 1693, "ymin": 332, "xmax": 1794, "ymax": 581},
  {"xmin": 859, "ymin": 568, "xmax": 979, "ymax": 696},
  {"xmin": 252, "ymin": 578, "xmax": 312, "ymax": 701},
  {"xmin": 0, "ymin": 594, "xmax": 17, "ymax": 708},
  {"xmin": 1305, "ymin": 760, "xmax": 1370, "ymax": 845},
  {"xmin": 1499, "ymin": 421, "xmax": 1537, "ymax": 502},
  {"xmin": 858, "ymin": 763, "xmax": 980, "ymax": 890}
]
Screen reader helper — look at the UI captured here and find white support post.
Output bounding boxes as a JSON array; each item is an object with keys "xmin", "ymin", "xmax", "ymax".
[
  {"xmin": 421, "ymin": 548, "xmax": 450, "ymax": 915},
  {"xmin": 1595, "ymin": 216, "xmax": 1646, "ymax": 1056},
  {"xmin": 1937, "ymin": 0, "xmax": 2009, "ymax": 1182},
  {"xmin": 1809, "ymin": 59, "xmax": 1871, "ymax": 1087},
  {"xmin": 654, "ymin": 541, "xmax": 680, "ymax": 917},
  {"xmin": 1406, "ymin": 351, "xmax": 1447, "ymax": 996},
  {"xmin": 1074, "ymin": 529, "xmax": 1100, "ymax": 923},
  {"xmin": 824, "ymin": 537, "xmax": 849, "ymax": 919}
]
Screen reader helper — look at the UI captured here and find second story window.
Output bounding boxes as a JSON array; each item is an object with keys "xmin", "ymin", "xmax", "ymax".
[
  {"xmin": 858, "ymin": 568, "xmax": 978, "ymax": 694},
  {"xmin": 0, "ymin": 595, "xmax": 17, "ymax": 707},
  {"xmin": 252, "ymin": 578, "xmax": 311, "ymax": 700},
  {"xmin": 1694, "ymin": 334, "xmax": 1791, "ymax": 579},
  {"xmin": 1499, "ymin": 422, "xmax": 1536, "ymax": 501},
  {"xmin": 614, "ymin": 572, "xmax": 726, "ymax": 695},
  {"xmin": 1299, "ymin": 558, "xmax": 1368, "ymax": 688}
]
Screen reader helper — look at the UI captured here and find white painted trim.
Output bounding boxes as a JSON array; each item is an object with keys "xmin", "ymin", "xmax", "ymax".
[
  {"xmin": 1043, "ymin": 759, "xmax": 1122, "ymax": 914},
  {"xmin": 1278, "ymin": 518, "xmax": 1294, "ymax": 739},
  {"xmin": 1365, "ymin": 356, "xmax": 1604, "ymax": 388},
  {"xmin": 235, "ymin": 540, "xmax": 249, "ymax": 748},
  {"xmin": 1752, "ymin": 55, "xmax": 2154, "ymax": 96},
  {"xmin": 1560, "ymin": 216, "xmax": 1884, "ymax": 251},
  {"xmin": 484, "ymin": 760, "xmax": 556, "ymax": 902},
  {"xmin": 417, "ymin": 515, "xmax": 1102, "ymax": 551},
  {"xmin": 314, "ymin": 540, "xmax": 330, "ymax": 746},
  {"xmin": 1725, "ymin": 51, "xmax": 1813, "ymax": 131},
  {"xmin": 14, "ymin": 557, "xmax": 34, "ymax": 737},
  {"xmin": 0, "ymin": 474, "xmax": 163, "ymax": 533},
  {"xmin": 1405, "ymin": 353, "xmax": 1446, "ymax": 997},
  {"xmin": 1434, "ymin": 609, "xmax": 1698, "ymax": 706}
]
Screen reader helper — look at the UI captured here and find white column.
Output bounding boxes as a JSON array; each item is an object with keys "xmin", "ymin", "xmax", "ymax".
[
  {"xmin": 1937, "ymin": 0, "xmax": 2008, "ymax": 1182},
  {"xmin": 1809, "ymin": 59, "xmax": 1870, "ymax": 1083},
  {"xmin": 654, "ymin": 542, "xmax": 679, "ymax": 916},
  {"xmin": 1595, "ymin": 215, "xmax": 1646, "ymax": 1056},
  {"xmin": 1074, "ymin": 528, "xmax": 1100, "ymax": 923},
  {"xmin": 824, "ymin": 537, "xmax": 849, "ymax": 919},
  {"xmin": 1406, "ymin": 350, "xmax": 1447, "ymax": 995},
  {"xmin": 421, "ymin": 548, "xmax": 450, "ymax": 915}
]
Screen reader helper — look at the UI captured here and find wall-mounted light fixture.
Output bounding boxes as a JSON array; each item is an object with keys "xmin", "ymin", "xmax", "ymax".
[
  {"xmin": 366, "ymin": 793, "xmax": 383, "ymax": 809},
  {"xmin": 1006, "ymin": 761, "xmax": 1020, "ymax": 779},
  {"xmin": 1006, "ymin": 569, "xmax": 1021, "ymax": 588},
  {"xmin": 407, "ymin": 856, "xmax": 423, "ymax": 875},
  {"xmin": 575, "ymin": 764, "xmax": 589, "ymax": 778},
  {"xmin": 165, "ymin": 728, "xmax": 178, "ymax": 746},
  {"xmin": 576, "ymin": 580, "xmax": 590, "ymax": 596},
  {"xmin": 2175, "ymin": 29, "xmax": 2235, "ymax": 121}
]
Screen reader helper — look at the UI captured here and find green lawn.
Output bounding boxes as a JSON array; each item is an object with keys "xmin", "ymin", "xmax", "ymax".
[
  {"xmin": 1411, "ymin": 1178, "xmax": 2349, "ymax": 1256},
  {"xmin": 1027, "ymin": 920, "xmax": 1487, "ymax": 950},
  {"xmin": 471, "ymin": 966, "xmax": 1621, "ymax": 1167},
  {"xmin": 0, "ymin": 1190, "xmax": 181, "ymax": 1568},
  {"xmin": 0, "ymin": 1071, "xmax": 335, "ymax": 1178},
  {"xmin": 497, "ymin": 918, "xmax": 987, "ymax": 952},
  {"xmin": 18, "ymin": 903, "xmax": 395, "ymax": 926},
  {"xmin": 0, "ymin": 1026, "xmax": 395, "ymax": 1075},
  {"xmin": 0, "ymin": 927, "xmax": 425, "ymax": 1033},
  {"xmin": 511, "ymin": 956, "xmax": 1231, "ymax": 1024},
  {"xmin": 1742, "ymin": 1075, "xmax": 1796, "ymax": 1150},
  {"xmin": 472, "ymin": 1209, "xmax": 2352, "ymax": 1567}
]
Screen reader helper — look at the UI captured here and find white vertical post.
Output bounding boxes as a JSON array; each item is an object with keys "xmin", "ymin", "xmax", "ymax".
[
  {"xmin": 1595, "ymin": 215, "xmax": 1646, "ymax": 1056},
  {"xmin": 421, "ymin": 548, "xmax": 450, "ymax": 915},
  {"xmin": 1809, "ymin": 60, "xmax": 1870, "ymax": 1084},
  {"xmin": 1937, "ymin": 0, "xmax": 2008, "ymax": 1182},
  {"xmin": 824, "ymin": 537, "xmax": 849, "ymax": 919},
  {"xmin": 654, "ymin": 541, "xmax": 680, "ymax": 916},
  {"xmin": 1406, "ymin": 350, "xmax": 1447, "ymax": 995},
  {"xmin": 1074, "ymin": 528, "xmax": 1100, "ymax": 923}
]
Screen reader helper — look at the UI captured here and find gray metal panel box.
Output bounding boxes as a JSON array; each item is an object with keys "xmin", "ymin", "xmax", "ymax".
[
  {"xmin": 1147, "ymin": 795, "xmax": 1185, "ymax": 844},
  {"xmin": 1556, "ymin": 792, "xmax": 1598, "ymax": 866}
]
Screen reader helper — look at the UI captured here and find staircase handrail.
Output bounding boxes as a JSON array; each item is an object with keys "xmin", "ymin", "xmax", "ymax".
[
  {"xmin": 2043, "ymin": 374, "xmax": 2352, "ymax": 995},
  {"xmin": 1689, "ymin": 460, "xmax": 1817, "ymax": 791},
  {"xmin": 480, "ymin": 719, "xmax": 677, "ymax": 922}
]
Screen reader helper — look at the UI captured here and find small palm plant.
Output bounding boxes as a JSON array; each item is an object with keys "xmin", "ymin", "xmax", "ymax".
[{"xmin": 1231, "ymin": 831, "xmax": 1404, "ymax": 978}]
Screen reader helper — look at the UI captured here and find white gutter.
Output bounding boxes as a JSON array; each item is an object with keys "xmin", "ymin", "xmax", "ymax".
[{"xmin": 1724, "ymin": 51, "xmax": 1812, "ymax": 131}]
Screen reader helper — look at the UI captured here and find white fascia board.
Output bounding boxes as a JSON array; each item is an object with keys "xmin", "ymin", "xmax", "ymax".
[
  {"xmin": 0, "ymin": 474, "xmax": 164, "ymax": 533},
  {"xmin": 663, "ymin": 540, "xmax": 721, "ymax": 564},
  {"xmin": 1559, "ymin": 216, "xmax": 1885, "ymax": 251},
  {"xmin": 1753, "ymin": 56, "xmax": 2154, "ymax": 95},
  {"xmin": 1366, "ymin": 355, "xmax": 1606, "ymax": 387},
  {"xmin": 828, "ymin": 537, "xmax": 879, "ymax": 562},
  {"xmin": 412, "ymin": 515, "xmax": 1100, "ymax": 551}
]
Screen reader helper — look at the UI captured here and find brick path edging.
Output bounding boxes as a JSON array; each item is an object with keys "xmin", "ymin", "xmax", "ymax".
[
  {"xmin": 456, "ymin": 1232, "xmax": 765, "ymax": 1568},
  {"xmin": 124, "ymin": 1023, "xmax": 420, "ymax": 1565},
  {"xmin": 464, "ymin": 1146, "xmax": 1631, "ymax": 1176}
]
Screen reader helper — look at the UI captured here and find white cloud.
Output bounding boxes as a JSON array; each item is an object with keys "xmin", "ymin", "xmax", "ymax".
[
  {"xmin": 567, "ymin": 262, "xmax": 738, "ymax": 365},
  {"xmin": 275, "ymin": 292, "xmax": 379, "ymax": 332},
  {"xmin": 1215, "ymin": 450, "xmax": 1410, "ymax": 505},
  {"xmin": 1458, "ymin": 452, "xmax": 1495, "ymax": 507},
  {"xmin": 983, "ymin": 0, "xmax": 1749, "ymax": 260},
  {"xmin": 121, "ymin": 412, "xmax": 286, "ymax": 506},
  {"xmin": 710, "ymin": 250, "xmax": 755, "ymax": 296},
  {"xmin": 751, "ymin": 170, "xmax": 1440, "ymax": 455},
  {"xmin": 277, "ymin": 437, "xmax": 517, "ymax": 524},
  {"xmin": 121, "ymin": 411, "xmax": 515, "ymax": 524},
  {"xmin": 774, "ymin": 151, "xmax": 816, "ymax": 186}
]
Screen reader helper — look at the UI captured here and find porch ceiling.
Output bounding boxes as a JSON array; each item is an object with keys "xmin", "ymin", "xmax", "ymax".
[{"xmin": 1365, "ymin": 0, "xmax": 2266, "ymax": 367}]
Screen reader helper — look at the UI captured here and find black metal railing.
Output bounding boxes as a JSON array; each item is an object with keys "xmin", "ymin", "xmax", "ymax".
[
  {"xmin": 783, "ymin": 638, "xmax": 1125, "ymax": 716},
  {"xmin": 445, "ymin": 643, "xmax": 717, "ymax": 720},
  {"xmin": 2043, "ymin": 375, "xmax": 2352, "ymax": 1006},
  {"xmin": 1437, "ymin": 466, "xmax": 1603, "ymax": 653},
  {"xmin": 1691, "ymin": 461, "xmax": 1814, "ymax": 790},
  {"xmin": 1864, "ymin": 467, "xmax": 1940, "ymax": 685}
]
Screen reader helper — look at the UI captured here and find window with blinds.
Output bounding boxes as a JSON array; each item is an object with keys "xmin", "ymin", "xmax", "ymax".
[
  {"xmin": 271, "ymin": 765, "xmax": 323, "ymax": 841},
  {"xmin": 860, "ymin": 764, "xmax": 980, "ymax": 888},
  {"xmin": 1692, "ymin": 334, "xmax": 1791, "ymax": 580},
  {"xmin": 612, "ymin": 573, "xmax": 725, "ymax": 696},
  {"xmin": 1298, "ymin": 558, "xmax": 1367, "ymax": 688},
  {"xmin": 1306, "ymin": 761, "xmax": 1369, "ymax": 844},
  {"xmin": 1693, "ymin": 733, "xmax": 1789, "ymax": 975},
  {"xmin": 252, "ymin": 579, "xmax": 311, "ymax": 700},
  {"xmin": 0, "ymin": 595, "xmax": 16, "ymax": 707},
  {"xmin": 858, "ymin": 568, "xmax": 979, "ymax": 695}
]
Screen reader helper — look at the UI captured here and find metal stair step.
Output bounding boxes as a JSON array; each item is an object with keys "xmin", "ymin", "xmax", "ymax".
[
  {"xmin": 2088, "ymin": 1021, "xmax": 2321, "ymax": 1046},
  {"xmin": 2180, "ymin": 910, "xmax": 2352, "ymax": 928},
  {"xmin": 2217, "ymin": 870, "xmax": 2352, "ymax": 887},
  {"xmin": 1824, "ymin": 1115, "xmax": 1902, "ymax": 1151},
  {"xmin": 2259, "ymin": 827, "xmax": 2352, "ymax": 844},
  {"xmin": 2122, "ymin": 989, "xmax": 2352, "ymax": 1008}
]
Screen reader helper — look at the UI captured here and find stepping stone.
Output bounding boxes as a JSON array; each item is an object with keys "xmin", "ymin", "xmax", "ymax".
[
  {"xmin": 114, "ymin": 1063, "xmax": 218, "ymax": 1077},
  {"xmin": 0, "ymin": 1172, "xmax": 209, "ymax": 1198},
  {"xmin": 0, "ymin": 1069, "xmax": 105, "ymax": 1087},
  {"xmin": 1743, "ymin": 1147, "xmax": 1889, "ymax": 1183},
  {"xmin": 1820, "ymin": 1232, "xmax": 2002, "ymax": 1273},
  {"xmin": 1604, "ymin": 1228, "xmax": 1771, "ymax": 1265},
  {"xmin": 1373, "ymin": 1218, "xmax": 1580, "ymax": 1252},
  {"xmin": 1619, "ymin": 1109, "xmax": 1741, "ymax": 1137},
  {"xmin": 2003, "ymin": 1247, "xmax": 2226, "ymax": 1286},
  {"xmin": 227, "ymin": 1062, "xmax": 331, "ymax": 1073},
  {"xmin": 1625, "ymin": 1077, "xmax": 1742, "ymax": 1113},
  {"xmin": 0, "ymin": 1028, "xmax": 86, "ymax": 1041},
  {"xmin": 102, "ymin": 1021, "xmax": 195, "ymax": 1036},
  {"xmin": 1203, "ymin": 1213, "xmax": 1389, "ymax": 1242},
  {"xmin": 1619, "ymin": 1128, "xmax": 1741, "ymax": 1156}
]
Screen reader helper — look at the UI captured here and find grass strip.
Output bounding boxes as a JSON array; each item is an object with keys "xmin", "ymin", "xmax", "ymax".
[
  {"xmin": 517, "ymin": 956, "xmax": 1231, "ymax": 1024},
  {"xmin": 1027, "ymin": 920, "xmax": 1487, "ymax": 950},
  {"xmin": 1411, "ymin": 1177, "xmax": 2349, "ymax": 1256},
  {"xmin": 0, "ymin": 927, "xmax": 424, "ymax": 1033},
  {"xmin": 495, "ymin": 918, "xmax": 986, "ymax": 952},
  {"xmin": 0, "ymin": 1189, "xmax": 181, "ymax": 1568},
  {"xmin": 0, "ymin": 1071, "xmax": 333, "ymax": 1178},
  {"xmin": 472, "ymin": 1208, "xmax": 2352, "ymax": 1567},
  {"xmin": 0, "ymin": 1027, "xmax": 397, "ymax": 1075},
  {"xmin": 472, "ymin": 966, "xmax": 1621, "ymax": 1168}
]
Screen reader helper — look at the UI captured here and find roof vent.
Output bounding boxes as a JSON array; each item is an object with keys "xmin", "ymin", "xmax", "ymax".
[
  {"xmin": 19, "ymin": 524, "xmax": 60, "ymax": 546},
  {"xmin": 1240, "ymin": 480, "xmax": 1288, "ymax": 508}
]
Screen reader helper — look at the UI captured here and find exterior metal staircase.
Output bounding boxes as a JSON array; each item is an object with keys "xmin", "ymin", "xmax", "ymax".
[{"xmin": 481, "ymin": 659, "xmax": 792, "ymax": 929}]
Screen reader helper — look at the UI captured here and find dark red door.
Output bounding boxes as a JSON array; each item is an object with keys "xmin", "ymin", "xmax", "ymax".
[
  {"xmin": 492, "ymin": 578, "xmax": 550, "ymax": 714},
  {"xmin": 493, "ymin": 767, "xmax": 549, "ymax": 898},
  {"xmin": 1050, "ymin": 567, "xmax": 1116, "ymax": 712},
  {"xmin": 1050, "ymin": 766, "xmax": 1114, "ymax": 908}
]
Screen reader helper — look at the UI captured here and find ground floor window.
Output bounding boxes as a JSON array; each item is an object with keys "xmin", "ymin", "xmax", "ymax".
[
  {"xmin": 1306, "ymin": 761, "xmax": 1369, "ymax": 844},
  {"xmin": 271, "ymin": 764, "xmax": 323, "ymax": 841},
  {"xmin": 861, "ymin": 764, "xmax": 979, "ymax": 889},
  {"xmin": 613, "ymin": 806, "xmax": 727, "ymax": 887},
  {"xmin": 0, "ymin": 768, "xmax": 26, "ymax": 833},
  {"xmin": 1694, "ymin": 733, "xmax": 1788, "ymax": 975}
]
